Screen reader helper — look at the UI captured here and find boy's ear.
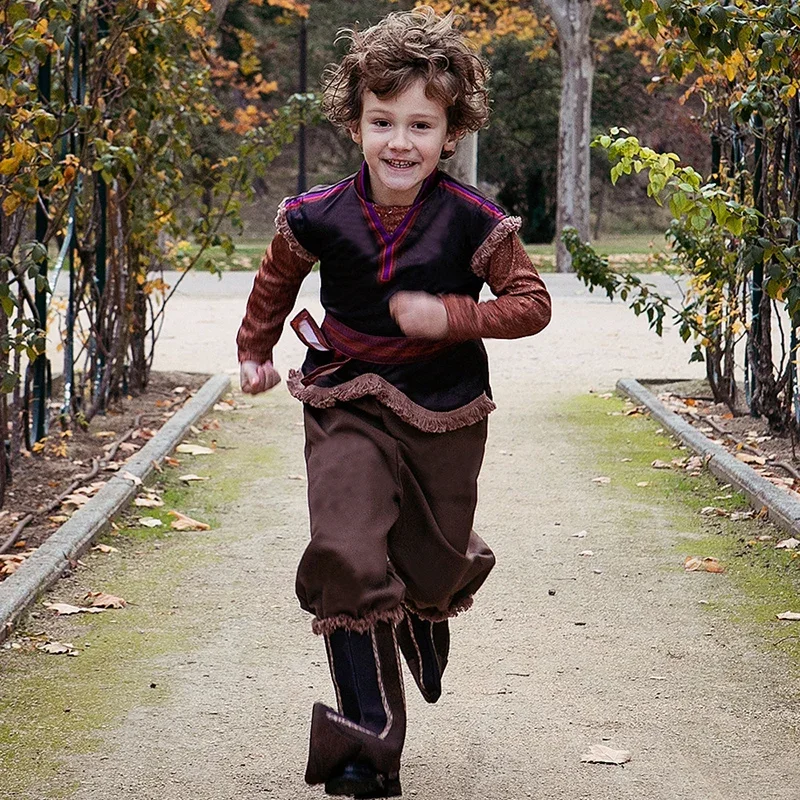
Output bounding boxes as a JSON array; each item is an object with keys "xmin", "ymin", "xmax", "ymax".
[
  {"xmin": 441, "ymin": 129, "xmax": 462, "ymax": 160},
  {"xmin": 349, "ymin": 125, "xmax": 362, "ymax": 147}
]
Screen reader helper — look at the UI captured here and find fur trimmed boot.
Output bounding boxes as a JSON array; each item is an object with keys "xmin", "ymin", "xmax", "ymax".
[
  {"xmin": 305, "ymin": 620, "xmax": 406, "ymax": 798},
  {"xmin": 396, "ymin": 608, "xmax": 450, "ymax": 704}
]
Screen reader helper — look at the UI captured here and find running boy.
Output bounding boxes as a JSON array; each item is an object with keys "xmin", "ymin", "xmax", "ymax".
[{"xmin": 237, "ymin": 8, "xmax": 551, "ymax": 797}]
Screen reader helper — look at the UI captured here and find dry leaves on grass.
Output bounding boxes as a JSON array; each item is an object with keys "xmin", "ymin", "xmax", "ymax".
[
  {"xmin": 684, "ymin": 556, "xmax": 725, "ymax": 573},
  {"xmin": 580, "ymin": 744, "xmax": 631, "ymax": 765},
  {"xmin": 169, "ymin": 510, "xmax": 210, "ymax": 531},
  {"xmin": 134, "ymin": 493, "xmax": 164, "ymax": 508},
  {"xmin": 592, "ymin": 476, "xmax": 611, "ymax": 485},
  {"xmin": 138, "ymin": 516, "xmax": 164, "ymax": 528},
  {"xmin": 43, "ymin": 602, "xmax": 104, "ymax": 616},
  {"xmin": 37, "ymin": 641, "xmax": 79, "ymax": 656},
  {"xmin": 776, "ymin": 611, "xmax": 800, "ymax": 621},
  {"xmin": 775, "ymin": 538, "xmax": 800, "ymax": 550},
  {"xmin": 176, "ymin": 443, "xmax": 215, "ymax": 456},
  {"xmin": 85, "ymin": 591, "xmax": 127, "ymax": 608},
  {"xmin": 179, "ymin": 474, "xmax": 210, "ymax": 483},
  {"xmin": 92, "ymin": 543, "xmax": 118, "ymax": 554}
]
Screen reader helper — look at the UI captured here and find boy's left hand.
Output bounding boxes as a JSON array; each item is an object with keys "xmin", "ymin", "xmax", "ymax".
[{"xmin": 389, "ymin": 291, "xmax": 449, "ymax": 340}]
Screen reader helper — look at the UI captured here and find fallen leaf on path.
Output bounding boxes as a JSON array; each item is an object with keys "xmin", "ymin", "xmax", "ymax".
[
  {"xmin": 164, "ymin": 457, "xmax": 180, "ymax": 467},
  {"xmin": 0, "ymin": 554, "xmax": 27, "ymax": 575},
  {"xmin": 730, "ymin": 510, "xmax": 755, "ymax": 521},
  {"xmin": 578, "ymin": 550, "xmax": 594, "ymax": 557},
  {"xmin": 572, "ymin": 530, "xmax": 588, "ymax": 538},
  {"xmin": 776, "ymin": 611, "xmax": 800, "ymax": 621},
  {"xmin": 121, "ymin": 471, "xmax": 142, "ymax": 486},
  {"xmin": 775, "ymin": 538, "xmax": 800, "ymax": 550},
  {"xmin": 700, "ymin": 506, "xmax": 728, "ymax": 517},
  {"xmin": 736, "ymin": 452, "xmax": 768, "ymax": 466},
  {"xmin": 94, "ymin": 431, "xmax": 116, "ymax": 439},
  {"xmin": 60, "ymin": 493, "xmax": 90, "ymax": 509},
  {"xmin": 134, "ymin": 496, "xmax": 164, "ymax": 508},
  {"xmin": 213, "ymin": 402, "xmax": 235, "ymax": 412},
  {"xmin": 636, "ymin": 481, "xmax": 650, "ymax": 487},
  {"xmin": 92, "ymin": 544, "xmax": 119, "ymax": 554},
  {"xmin": 179, "ymin": 474, "xmax": 210, "ymax": 483},
  {"xmin": 176, "ymin": 443, "xmax": 215, "ymax": 456},
  {"xmin": 580, "ymin": 744, "xmax": 631, "ymax": 765},
  {"xmin": 85, "ymin": 591, "xmax": 127, "ymax": 608},
  {"xmin": 37, "ymin": 641, "xmax": 78, "ymax": 656},
  {"xmin": 621, "ymin": 457, "xmax": 632, "ymax": 462},
  {"xmin": 287, "ymin": 474, "xmax": 306, "ymax": 481},
  {"xmin": 651, "ymin": 459, "xmax": 672, "ymax": 470},
  {"xmin": 138, "ymin": 517, "xmax": 164, "ymax": 528},
  {"xmin": 592, "ymin": 476, "xmax": 611, "ymax": 484},
  {"xmin": 43, "ymin": 602, "xmax": 103, "ymax": 616},
  {"xmin": 684, "ymin": 556, "xmax": 725, "ymax": 573},
  {"xmin": 169, "ymin": 511, "xmax": 210, "ymax": 531}
]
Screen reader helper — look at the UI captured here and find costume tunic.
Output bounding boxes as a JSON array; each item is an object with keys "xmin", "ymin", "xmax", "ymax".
[{"xmin": 237, "ymin": 164, "xmax": 551, "ymax": 630}]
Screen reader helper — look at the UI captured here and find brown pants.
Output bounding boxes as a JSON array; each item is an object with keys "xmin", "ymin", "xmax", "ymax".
[{"xmin": 296, "ymin": 397, "xmax": 495, "ymax": 634}]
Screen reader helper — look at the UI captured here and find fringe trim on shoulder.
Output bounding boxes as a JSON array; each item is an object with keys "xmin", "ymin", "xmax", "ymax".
[
  {"xmin": 287, "ymin": 370, "xmax": 496, "ymax": 433},
  {"xmin": 406, "ymin": 595, "xmax": 474, "ymax": 623},
  {"xmin": 311, "ymin": 606, "xmax": 405, "ymax": 636},
  {"xmin": 470, "ymin": 216, "xmax": 522, "ymax": 279},
  {"xmin": 274, "ymin": 200, "xmax": 318, "ymax": 263}
]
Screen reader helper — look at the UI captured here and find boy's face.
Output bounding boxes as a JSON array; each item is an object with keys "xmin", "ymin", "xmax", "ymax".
[{"xmin": 351, "ymin": 79, "xmax": 458, "ymax": 206}]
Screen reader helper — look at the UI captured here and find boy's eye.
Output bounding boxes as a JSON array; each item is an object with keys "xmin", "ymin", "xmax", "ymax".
[
  {"xmin": 413, "ymin": 122, "xmax": 431, "ymax": 130},
  {"xmin": 372, "ymin": 120, "xmax": 390, "ymax": 128}
]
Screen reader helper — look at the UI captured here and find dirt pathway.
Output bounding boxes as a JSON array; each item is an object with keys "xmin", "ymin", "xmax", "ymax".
[{"xmin": 5, "ymin": 274, "xmax": 800, "ymax": 799}]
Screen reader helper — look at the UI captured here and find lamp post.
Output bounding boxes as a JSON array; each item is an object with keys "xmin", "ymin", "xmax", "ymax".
[{"xmin": 297, "ymin": 15, "xmax": 307, "ymax": 194}]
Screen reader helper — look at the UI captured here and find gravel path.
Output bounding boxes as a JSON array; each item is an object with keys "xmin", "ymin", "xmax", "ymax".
[{"xmin": 9, "ymin": 269, "xmax": 800, "ymax": 799}]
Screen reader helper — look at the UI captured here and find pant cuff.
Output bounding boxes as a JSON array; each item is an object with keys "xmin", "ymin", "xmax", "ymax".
[
  {"xmin": 311, "ymin": 606, "xmax": 405, "ymax": 636},
  {"xmin": 405, "ymin": 594, "xmax": 474, "ymax": 622}
]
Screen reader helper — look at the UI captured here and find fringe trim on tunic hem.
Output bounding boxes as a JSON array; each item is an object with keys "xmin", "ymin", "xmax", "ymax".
[
  {"xmin": 287, "ymin": 370, "xmax": 496, "ymax": 433},
  {"xmin": 274, "ymin": 201, "xmax": 318, "ymax": 263},
  {"xmin": 311, "ymin": 606, "xmax": 405, "ymax": 636},
  {"xmin": 405, "ymin": 595, "xmax": 474, "ymax": 622},
  {"xmin": 470, "ymin": 217, "xmax": 522, "ymax": 278}
]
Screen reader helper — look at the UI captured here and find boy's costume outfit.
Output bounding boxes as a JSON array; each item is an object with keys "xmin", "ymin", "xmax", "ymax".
[{"xmin": 237, "ymin": 163, "xmax": 551, "ymax": 795}]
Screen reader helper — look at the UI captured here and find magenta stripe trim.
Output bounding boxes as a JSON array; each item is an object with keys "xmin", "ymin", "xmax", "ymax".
[
  {"xmin": 355, "ymin": 163, "xmax": 440, "ymax": 282},
  {"xmin": 440, "ymin": 179, "xmax": 505, "ymax": 219},
  {"xmin": 285, "ymin": 178, "xmax": 350, "ymax": 210}
]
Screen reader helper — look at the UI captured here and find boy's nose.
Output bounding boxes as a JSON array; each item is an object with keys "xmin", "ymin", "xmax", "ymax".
[{"xmin": 388, "ymin": 128, "xmax": 412, "ymax": 151}]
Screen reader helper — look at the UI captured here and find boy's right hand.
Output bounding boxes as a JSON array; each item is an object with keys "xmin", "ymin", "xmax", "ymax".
[{"xmin": 240, "ymin": 360, "xmax": 281, "ymax": 395}]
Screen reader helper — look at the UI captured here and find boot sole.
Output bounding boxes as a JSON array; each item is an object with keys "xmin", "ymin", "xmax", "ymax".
[{"xmin": 325, "ymin": 773, "xmax": 402, "ymax": 798}]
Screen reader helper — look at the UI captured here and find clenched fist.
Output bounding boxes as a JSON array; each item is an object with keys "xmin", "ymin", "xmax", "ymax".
[
  {"xmin": 389, "ymin": 291, "xmax": 449, "ymax": 340},
  {"xmin": 240, "ymin": 360, "xmax": 281, "ymax": 395}
]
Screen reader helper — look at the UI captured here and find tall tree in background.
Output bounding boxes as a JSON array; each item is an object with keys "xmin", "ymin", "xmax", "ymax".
[{"xmin": 540, "ymin": 0, "xmax": 595, "ymax": 270}]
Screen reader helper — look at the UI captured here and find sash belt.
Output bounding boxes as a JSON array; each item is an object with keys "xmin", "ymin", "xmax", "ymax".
[{"xmin": 290, "ymin": 309, "xmax": 452, "ymax": 387}]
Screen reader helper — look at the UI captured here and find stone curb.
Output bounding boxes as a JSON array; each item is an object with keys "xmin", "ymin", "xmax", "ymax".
[
  {"xmin": 0, "ymin": 373, "xmax": 231, "ymax": 640},
  {"xmin": 617, "ymin": 378, "xmax": 800, "ymax": 538}
]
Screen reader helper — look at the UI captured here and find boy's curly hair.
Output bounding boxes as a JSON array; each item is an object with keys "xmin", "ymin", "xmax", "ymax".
[{"xmin": 322, "ymin": 7, "xmax": 490, "ymax": 138}]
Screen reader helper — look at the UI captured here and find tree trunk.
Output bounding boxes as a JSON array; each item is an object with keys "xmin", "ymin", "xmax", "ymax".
[
  {"xmin": 446, "ymin": 131, "xmax": 478, "ymax": 185},
  {"xmin": 542, "ymin": 0, "xmax": 595, "ymax": 272}
]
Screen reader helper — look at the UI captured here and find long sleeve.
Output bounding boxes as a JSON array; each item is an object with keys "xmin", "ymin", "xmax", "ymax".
[
  {"xmin": 440, "ymin": 233, "xmax": 552, "ymax": 341},
  {"xmin": 236, "ymin": 231, "xmax": 316, "ymax": 364}
]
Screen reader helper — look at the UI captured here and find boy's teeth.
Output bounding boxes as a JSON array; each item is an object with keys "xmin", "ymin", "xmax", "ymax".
[{"xmin": 387, "ymin": 160, "xmax": 414, "ymax": 167}]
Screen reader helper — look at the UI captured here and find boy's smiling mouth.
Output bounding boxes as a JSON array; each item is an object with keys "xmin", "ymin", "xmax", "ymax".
[{"xmin": 384, "ymin": 159, "xmax": 417, "ymax": 169}]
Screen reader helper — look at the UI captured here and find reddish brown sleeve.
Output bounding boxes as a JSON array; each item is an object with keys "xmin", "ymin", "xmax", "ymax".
[
  {"xmin": 441, "ymin": 233, "xmax": 552, "ymax": 340},
  {"xmin": 236, "ymin": 232, "xmax": 316, "ymax": 363}
]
